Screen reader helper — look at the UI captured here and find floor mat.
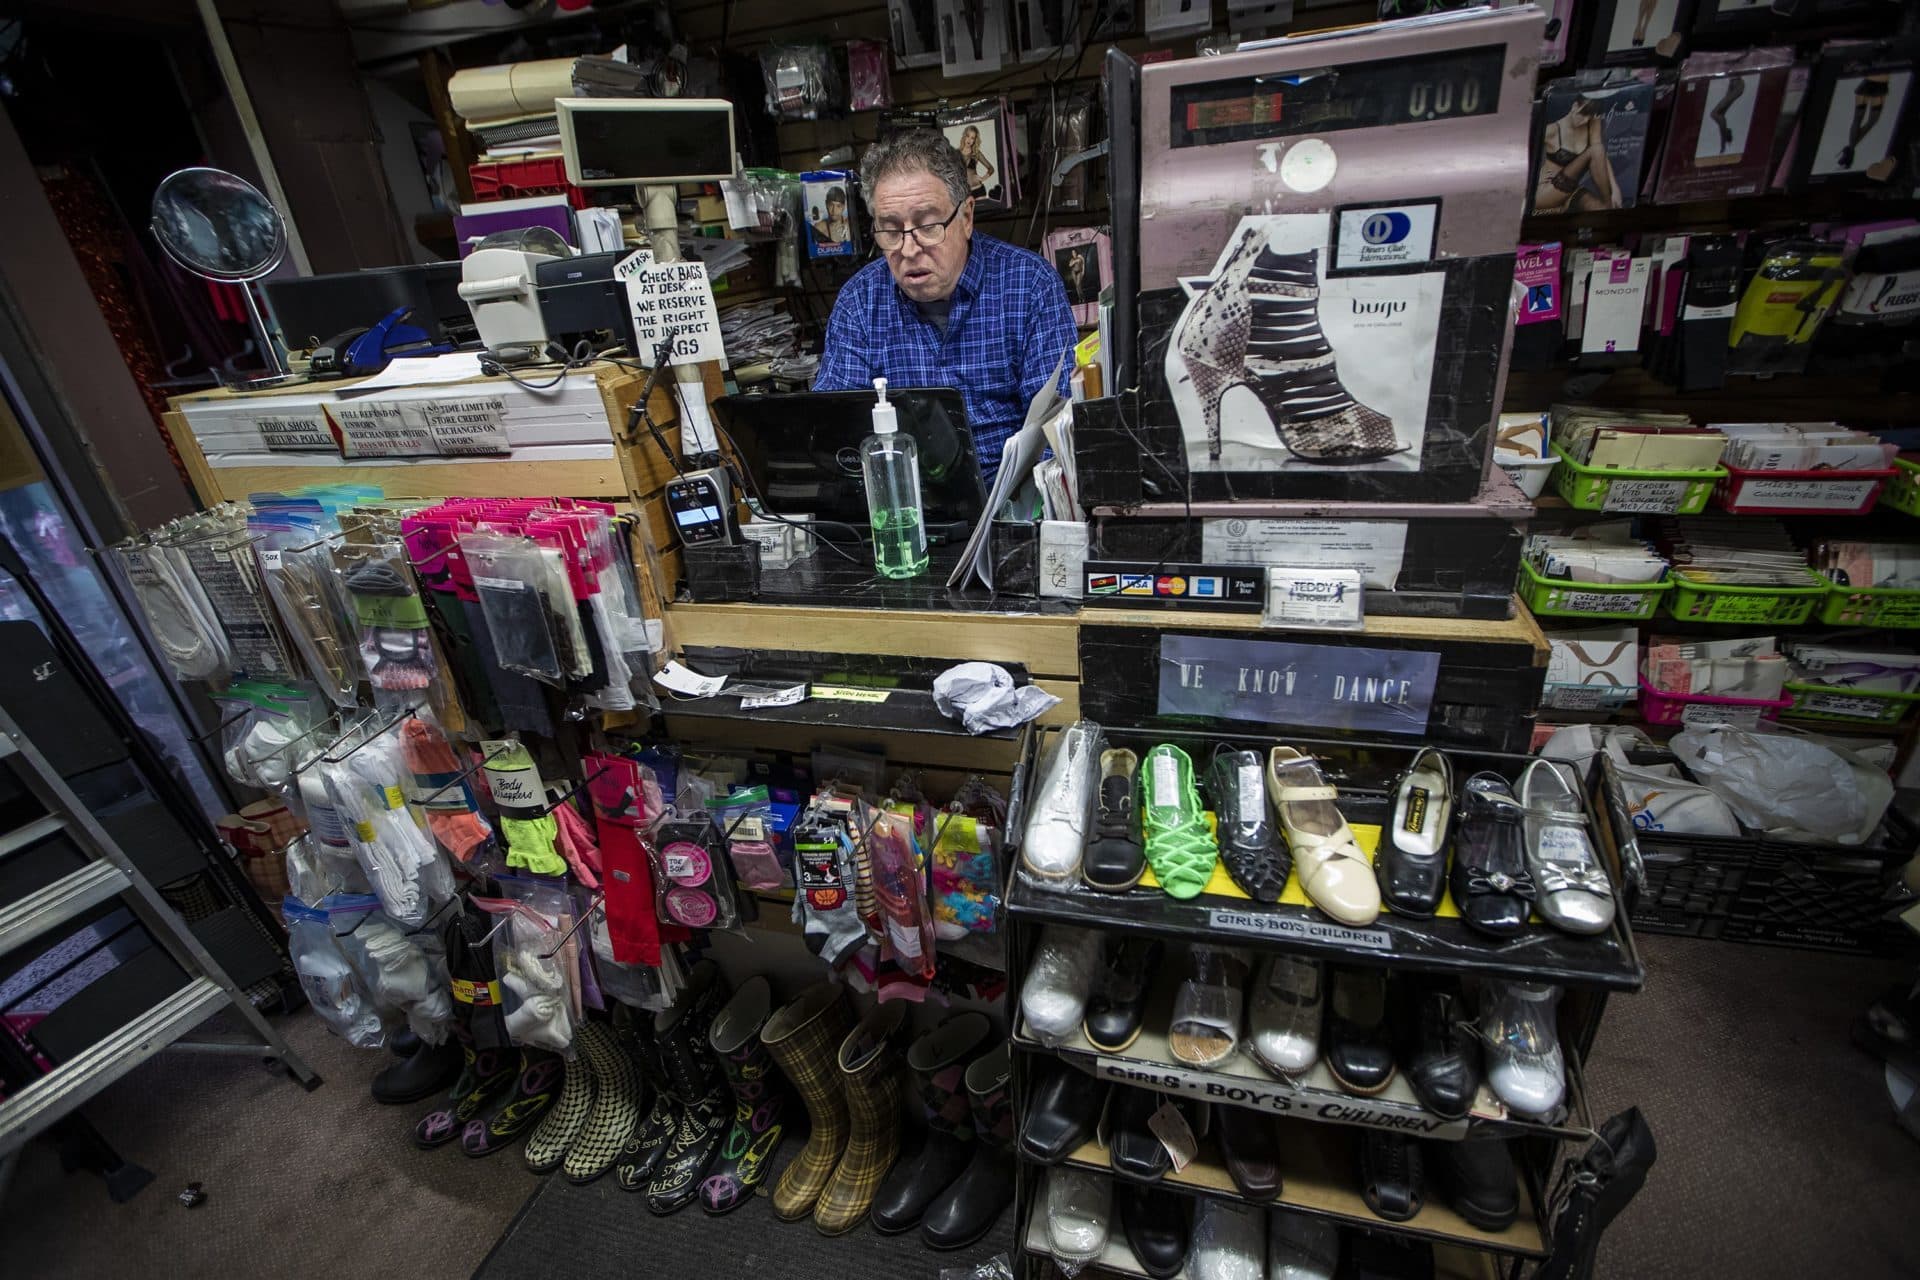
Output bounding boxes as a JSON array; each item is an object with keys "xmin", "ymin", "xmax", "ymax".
[{"xmin": 474, "ymin": 1143, "xmax": 1017, "ymax": 1280}]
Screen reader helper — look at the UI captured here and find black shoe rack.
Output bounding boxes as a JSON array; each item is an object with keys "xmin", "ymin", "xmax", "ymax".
[{"xmin": 1002, "ymin": 724, "xmax": 1647, "ymax": 1280}]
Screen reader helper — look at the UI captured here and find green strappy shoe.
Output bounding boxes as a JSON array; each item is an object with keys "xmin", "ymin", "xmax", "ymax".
[{"xmin": 1140, "ymin": 744, "xmax": 1219, "ymax": 899}]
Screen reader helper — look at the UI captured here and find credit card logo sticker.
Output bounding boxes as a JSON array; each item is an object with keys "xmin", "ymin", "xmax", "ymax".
[
  {"xmin": 1156, "ymin": 576, "xmax": 1187, "ymax": 596},
  {"xmin": 1361, "ymin": 211, "xmax": 1411, "ymax": 245},
  {"xmin": 1191, "ymin": 577, "xmax": 1223, "ymax": 598},
  {"xmin": 1087, "ymin": 574, "xmax": 1120, "ymax": 594},
  {"xmin": 1120, "ymin": 574, "xmax": 1155, "ymax": 595}
]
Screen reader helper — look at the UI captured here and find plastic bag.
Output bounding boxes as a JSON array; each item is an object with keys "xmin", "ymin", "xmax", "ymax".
[
  {"xmin": 864, "ymin": 803, "xmax": 935, "ymax": 989},
  {"xmin": 709, "ymin": 787, "xmax": 785, "ymax": 890},
  {"xmin": 933, "ymin": 662, "xmax": 1061, "ymax": 734},
  {"xmin": 460, "ymin": 532, "xmax": 565, "ymax": 685},
  {"xmin": 1020, "ymin": 720, "xmax": 1100, "ymax": 887},
  {"xmin": 1670, "ymin": 727, "xmax": 1894, "ymax": 845},
  {"xmin": 254, "ymin": 523, "xmax": 363, "ymax": 706},
  {"xmin": 474, "ymin": 890, "xmax": 578, "ymax": 1053},
  {"xmin": 322, "ymin": 720, "xmax": 456, "ymax": 928},
  {"xmin": 930, "ymin": 789, "xmax": 1001, "ymax": 939},
  {"xmin": 285, "ymin": 894, "xmax": 394, "ymax": 1048},
  {"xmin": 335, "ymin": 902, "xmax": 454, "ymax": 1044},
  {"xmin": 848, "ymin": 38, "xmax": 893, "ymax": 111},
  {"xmin": 760, "ymin": 39, "xmax": 842, "ymax": 120},
  {"xmin": 1548, "ymin": 723, "xmax": 1742, "ymax": 838},
  {"xmin": 1018, "ymin": 923, "xmax": 1100, "ymax": 1047},
  {"xmin": 940, "ymin": 1255, "xmax": 1014, "ymax": 1280},
  {"xmin": 650, "ymin": 815, "xmax": 742, "ymax": 930},
  {"xmin": 115, "ymin": 541, "xmax": 231, "ymax": 684},
  {"xmin": 339, "ymin": 541, "xmax": 441, "ymax": 695},
  {"xmin": 215, "ymin": 681, "xmax": 325, "ymax": 790}
]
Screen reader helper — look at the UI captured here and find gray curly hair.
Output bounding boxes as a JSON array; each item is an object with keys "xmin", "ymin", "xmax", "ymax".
[{"xmin": 858, "ymin": 130, "xmax": 970, "ymax": 211}]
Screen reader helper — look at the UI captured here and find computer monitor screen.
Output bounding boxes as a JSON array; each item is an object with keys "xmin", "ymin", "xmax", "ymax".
[
  {"xmin": 264, "ymin": 263, "xmax": 471, "ymax": 351},
  {"xmin": 557, "ymin": 98, "xmax": 737, "ymax": 186}
]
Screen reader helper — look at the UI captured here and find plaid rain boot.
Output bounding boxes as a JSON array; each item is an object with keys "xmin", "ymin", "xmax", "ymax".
[
  {"xmin": 814, "ymin": 1002, "xmax": 908, "ymax": 1236},
  {"xmin": 761, "ymin": 982, "xmax": 856, "ymax": 1221}
]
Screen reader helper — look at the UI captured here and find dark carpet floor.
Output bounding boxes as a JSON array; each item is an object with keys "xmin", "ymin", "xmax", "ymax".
[{"xmin": 4, "ymin": 935, "xmax": 1917, "ymax": 1279}]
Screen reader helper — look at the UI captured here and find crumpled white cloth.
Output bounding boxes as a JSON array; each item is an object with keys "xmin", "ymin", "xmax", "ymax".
[{"xmin": 933, "ymin": 662, "xmax": 1061, "ymax": 734}]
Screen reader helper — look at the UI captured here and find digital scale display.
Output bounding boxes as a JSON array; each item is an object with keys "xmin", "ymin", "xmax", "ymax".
[{"xmin": 1170, "ymin": 45, "xmax": 1506, "ymax": 148}]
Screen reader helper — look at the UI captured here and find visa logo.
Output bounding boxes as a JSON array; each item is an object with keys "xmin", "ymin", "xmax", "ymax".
[{"xmin": 1119, "ymin": 574, "xmax": 1155, "ymax": 596}]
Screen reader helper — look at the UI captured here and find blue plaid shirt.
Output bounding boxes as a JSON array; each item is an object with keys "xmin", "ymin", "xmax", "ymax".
[{"xmin": 814, "ymin": 233, "xmax": 1078, "ymax": 478}]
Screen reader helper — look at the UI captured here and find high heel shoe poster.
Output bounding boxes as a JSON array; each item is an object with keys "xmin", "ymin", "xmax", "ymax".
[
  {"xmin": 1164, "ymin": 215, "xmax": 1441, "ymax": 475},
  {"xmin": 1651, "ymin": 49, "xmax": 1791, "ymax": 204}
]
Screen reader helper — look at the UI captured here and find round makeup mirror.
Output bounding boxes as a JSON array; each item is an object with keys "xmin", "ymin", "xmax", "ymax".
[{"xmin": 150, "ymin": 167, "xmax": 293, "ymax": 381}]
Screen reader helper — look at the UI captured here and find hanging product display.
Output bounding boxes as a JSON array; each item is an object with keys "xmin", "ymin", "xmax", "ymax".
[
  {"xmin": 1727, "ymin": 236, "xmax": 1848, "ymax": 375},
  {"xmin": 847, "ymin": 39, "xmax": 894, "ymax": 112},
  {"xmin": 1789, "ymin": 40, "xmax": 1919, "ymax": 189},
  {"xmin": 801, "ymin": 170, "xmax": 861, "ymax": 261},
  {"xmin": 1584, "ymin": 0, "xmax": 1694, "ymax": 67},
  {"xmin": 1043, "ymin": 227, "xmax": 1111, "ymax": 327},
  {"xmin": 888, "ymin": 0, "xmax": 943, "ymax": 69},
  {"xmin": 1653, "ymin": 48, "xmax": 1793, "ymax": 204},
  {"xmin": 759, "ymin": 39, "xmax": 843, "ymax": 121},
  {"xmin": 939, "ymin": 99, "xmax": 1016, "ymax": 209},
  {"xmin": 1124, "ymin": 8, "xmax": 1540, "ymax": 504}
]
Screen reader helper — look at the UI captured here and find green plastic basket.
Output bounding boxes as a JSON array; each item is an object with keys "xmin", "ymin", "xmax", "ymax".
[
  {"xmin": 1819, "ymin": 584, "xmax": 1920, "ymax": 628},
  {"xmin": 1882, "ymin": 458, "xmax": 1920, "ymax": 518},
  {"xmin": 1665, "ymin": 567, "xmax": 1831, "ymax": 624},
  {"xmin": 1550, "ymin": 444, "xmax": 1725, "ymax": 514},
  {"xmin": 1518, "ymin": 562, "xmax": 1672, "ymax": 621},
  {"xmin": 1782, "ymin": 681, "xmax": 1920, "ymax": 727}
]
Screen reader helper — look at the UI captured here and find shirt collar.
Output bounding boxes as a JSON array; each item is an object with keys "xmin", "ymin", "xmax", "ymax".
[{"xmin": 953, "ymin": 233, "xmax": 987, "ymax": 301}]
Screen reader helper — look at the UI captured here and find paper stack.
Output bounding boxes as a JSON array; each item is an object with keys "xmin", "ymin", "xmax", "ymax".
[
  {"xmin": 1550, "ymin": 404, "xmax": 1726, "ymax": 471},
  {"xmin": 1652, "ymin": 517, "xmax": 1812, "ymax": 587},
  {"xmin": 1785, "ymin": 640, "xmax": 1920, "ymax": 695},
  {"xmin": 1643, "ymin": 634, "xmax": 1785, "ymax": 698},
  {"xmin": 1525, "ymin": 524, "xmax": 1668, "ymax": 583},
  {"xmin": 1714, "ymin": 423, "xmax": 1896, "ymax": 471},
  {"xmin": 1813, "ymin": 540, "xmax": 1920, "ymax": 590}
]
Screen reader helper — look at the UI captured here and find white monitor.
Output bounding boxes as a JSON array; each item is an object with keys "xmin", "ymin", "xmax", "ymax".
[{"xmin": 556, "ymin": 97, "xmax": 737, "ymax": 187}]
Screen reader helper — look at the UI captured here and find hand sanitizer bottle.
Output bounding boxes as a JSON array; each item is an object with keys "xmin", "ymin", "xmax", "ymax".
[{"xmin": 860, "ymin": 377, "xmax": 929, "ymax": 579}]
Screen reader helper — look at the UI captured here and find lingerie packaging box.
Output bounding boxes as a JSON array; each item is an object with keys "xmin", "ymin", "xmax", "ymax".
[{"xmin": 1092, "ymin": 9, "xmax": 1543, "ymax": 509}]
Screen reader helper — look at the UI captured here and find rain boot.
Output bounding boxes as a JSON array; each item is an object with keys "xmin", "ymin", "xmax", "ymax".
[
  {"xmin": 814, "ymin": 1002, "xmax": 908, "ymax": 1236},
  {"xmin": 921, "ymin": 1044, "xmax": 1015, "ymax": 1249},
  {"xmin": 645, "ymin": 962, "xmax": 733, "ymax": 1214},
  {"xmin": 761, "ymin": 981, "xmax": 855, "ymax": 1221},
  {"xmin": 413, "ymin": 1033, "xmax": 517, "ymax": 1150},
  {"xmin": 698, "ymin": 977, "xmax": 792, "ymax": 1214},
  {"xmin": 522, "ymin": 1051, "xmax": 595, "ymax": 1174},
  {"xmin": 462, "ymin": 1049, "xmax": 564, "ymax": 1156},
  {"xmin": 870, "ymin": 1011, "xmax": 995, "ymax": 1234},
  {"xmin": 612, "ymin": 1001, "xmax": 677, "ymax": 1193},
  {"xmin": 564, "ymin": 1021, "xmax": 641, "ymax": 1184}
]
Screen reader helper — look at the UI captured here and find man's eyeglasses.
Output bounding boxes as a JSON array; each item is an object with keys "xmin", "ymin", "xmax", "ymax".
[{"xmin": 872, "ymin": 202, "xmax": 965, "ymax": 252}]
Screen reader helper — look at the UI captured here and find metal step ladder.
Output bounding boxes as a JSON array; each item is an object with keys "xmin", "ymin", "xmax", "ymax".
[{"xmin": 0, "ymin": 706, "xmax": 319, "ymax": 1162}]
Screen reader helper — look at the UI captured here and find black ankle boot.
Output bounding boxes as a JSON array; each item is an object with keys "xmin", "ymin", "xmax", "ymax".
[{"xmin": 1537, "ymin": 1108, "xmax": 1656, "ymax": 1280}]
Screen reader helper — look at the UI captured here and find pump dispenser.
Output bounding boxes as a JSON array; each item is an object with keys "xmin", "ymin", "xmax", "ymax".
[{"xmin": 860, "ymin": 377, "xmax": 929, "ymax": 578}]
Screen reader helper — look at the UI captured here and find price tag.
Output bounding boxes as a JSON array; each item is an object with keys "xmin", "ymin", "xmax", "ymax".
[
  {"xmin": 741, "ymin": 684, "xmax": 808, "ymax": 710},
  {"xmin": 1603, "ymin": 479, "xmax": 1689, "ymax": 514},
  {"xmin": 812, "ymin": 685, "xmax": 890, "ymax": 703},
  {"xmin": 1263, "ymin": 568, "xmax": 1364, "ymax": 630},
  {"xmin": 1545, "ymin": 684, "xmax": 1607, "ymax": 711},
  {"xmin": 1680, "ymin": 702, "xmax": 1762, "ymax": 729},
  {"xmin": 1737, "ymin": 478, "xmax": 1875, "ymax": 511},
  {"xmin": 653, "ymin": 661, "xmax": 727, "ymax": 698},
  {"xmin": 1801, "ymin": 692, "xmax": 1889, "ymax": 720},
  {"xmin": 1146, "ymin": 1100, "xmax": 1197, "ymax": 1172},
  {"xmin": 1153, "ymin": 753, "xmax": 1178, "ymax": 809},
  {"xmin": 1557, "ymin": 590, "xmax": 1641, "ymax": 614},
  {"xmin": 258, "ymin": 549, "xmax": 283, "ymax": 571}
]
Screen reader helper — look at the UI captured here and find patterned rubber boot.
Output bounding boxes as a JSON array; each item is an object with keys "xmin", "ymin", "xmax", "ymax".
[
  {"xmin": 698, "ymin": 977, "xmax": 792, "ymax": 1214},
  {"xmin": 869, "ymin": 1011, "xmax": 994, "ymax": 1234},
  {"xmin": 414, "ymin": 1039, "xmax": 516, "ymax": 1150},
  {"xmin": 522, "ymin": 1052, "xmax": 595, "ymax": 1174},
  {"xmin": 612, "ymin": 1001, "xmax": 676, "ymax": 1193},
  {"xmin": 644, "ymin": 962, "xmax": 733, "ymax": 1214},
  {"xmin": 461, "ymin": 1050, "xmax": 563, "ymax": 1156},
  {"xmin": 761, "ymin": 981, "xmax": 856, "ymax": 1221},
  {"xmin": 814, "ymin": 1002, "xmax": 908, "ymax": 1236},
  {"xmin": 564, "ymin": 1022, "xmax": 642, "ymax": 1184}
]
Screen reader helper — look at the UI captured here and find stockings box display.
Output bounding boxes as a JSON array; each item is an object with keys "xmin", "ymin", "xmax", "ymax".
[{"xmin": 1100, "ymin": 10, "xmax": 1542, "ymax": 507}]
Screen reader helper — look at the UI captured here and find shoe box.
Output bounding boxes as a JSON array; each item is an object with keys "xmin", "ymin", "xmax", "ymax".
[
  {"xmin": 1078, "ymin": 619, "xmax": 1545, "ymax": 755},
  {"xmin": 1099, "ymin": 9, "xmax": 1543, "ymax": 506},
  {"xmin": 1590, "ymin": 747, "xmax": 1918, "ymax": 955}
]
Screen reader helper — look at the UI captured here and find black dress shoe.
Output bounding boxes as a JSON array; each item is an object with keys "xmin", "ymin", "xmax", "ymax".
[
  {"xmin": 1214, "ymin": 1106, "xmax": 1282, "ymax": 1201},
  {"xmin": 1438, "ymin": 1137, "xmax": 1519, "ymax": 1231},
  {"xmin": 1119, "ymin": 1185, "xmax": 1190, "ymax": 1280},
  {"xmin": 373, "ymin": 1036, "xmax": 463, "ymax": 1104},
  {"xmin": 1084, "ymin": 749, "xmax": 1147, "ymax": 890},
  {"xmin": 1449, "ymin": 773, "xmax": 1535, "ymax": 938},
  {"xmin": 1359, "ymin": 1130, "xmax": 1425, "ymax": 1223},
  {"xmin": 1086, "ymin": 937, "xmax": 1163, "ymax": 1052},
  {"xmin": 1377, "ymin": 747, "xmax": 1453, "ymax": 918},
  {"xmin": 1018, "ymin": 1061, "xmax": 1108, "ymax": 1164},
  {"xmin": 1205, "ymin": 749, "xmax": 1292, "ymax": 902},
  {"xmin": 1324, "ymin": 968, "xmax": 1396, "ymax": 1096},
  {"xmin": 1108, "ymin": 1087, "xmax": 1175, "ymax": 1183},
  {"xmin": 1396, "ymin": 981, "xmax": 1481, "ymax": 1121}
]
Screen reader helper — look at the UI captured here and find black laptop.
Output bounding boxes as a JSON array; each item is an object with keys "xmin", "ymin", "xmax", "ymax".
[{"xmin": 712, "ymin": 388, "xmax": 989, "ymax": 544}]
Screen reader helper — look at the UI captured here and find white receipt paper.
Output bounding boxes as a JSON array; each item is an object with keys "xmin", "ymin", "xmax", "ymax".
[{"xmin": 652, "ymin": 661, "xmax": 727, "ymax": 698}]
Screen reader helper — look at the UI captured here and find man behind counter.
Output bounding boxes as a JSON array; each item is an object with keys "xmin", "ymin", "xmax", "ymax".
[{"xmin": 813, "ymin": 130, "xmax": 1078, "ymax": 481}]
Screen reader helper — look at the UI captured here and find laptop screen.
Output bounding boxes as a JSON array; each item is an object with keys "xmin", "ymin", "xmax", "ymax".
[{"xmin": 712, "ymin": 389, "xmax": 989, "ymax": 539}]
